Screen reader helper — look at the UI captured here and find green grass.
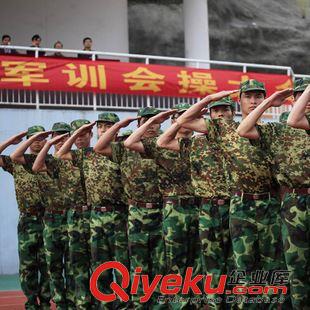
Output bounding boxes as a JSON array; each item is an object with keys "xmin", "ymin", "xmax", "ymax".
[{"xmin": 0, "ymin": 274, "xmax": 20, "ymax": 291}]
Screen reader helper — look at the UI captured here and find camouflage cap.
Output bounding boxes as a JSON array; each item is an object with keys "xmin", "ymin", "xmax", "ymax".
[
  {"xmin": 70, "ymin": 119, "xmax": 90, "ymax": 132},
  {"xmin": 173, "ymin": 102, "xmax": 192, "ymax": 113},
  {"xmin": 27, "ymin": 125, "xmax": 45, "ymax": 138},
  {"xmin": 51, "ymin": 122, "xmax": 71, "ymax": 133},
  {"xmin": 137, "ymin": 107, "xmax": 160, "ymax": 117},
  {"xmin": 120, "ymin": 129, "xmax": 133, "ymax": 137},
  {"xmin": 97, "ymin": 112, "xmax": 120, "ymax": 124},
  {"xmin": 279, "ymin": 111, "xmax": 290, "ymax": 124},
  {"xmin": 293, "ymin": 78, "xmax": 310, "ymax": 94},
  {"xmin": 240, "ymin": 79, "xmax": 266, "ymax": 96},
  {"xmin": 209, "ymin": 96, "xmax": 236, "ymax": 110}
]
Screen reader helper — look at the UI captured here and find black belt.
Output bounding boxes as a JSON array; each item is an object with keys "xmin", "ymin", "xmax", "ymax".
[
  {"xmin": 234, "ymin": 191, "xmax": 274, "ymax": 201},
  {"xmin": 163, "ymin": 196, "xmax": 199, "ymax": 207},
  {"xmin": 128, "ymin": 199, "xmax": 162, "ymax": 209},
  {"xmin": 281, "ymin": 186, "xmax": 310, "ymax": 196},
  {"xmin": 72, "ymin": 205, "xmax": 91, "ymax": 212},
  {"xmin": 201, "ymin": 197, "xmax": 230, "ymax": 206}
]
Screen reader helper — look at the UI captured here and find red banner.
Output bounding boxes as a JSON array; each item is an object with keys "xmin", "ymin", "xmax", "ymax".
[{"xmin": 0, "ymin": 55, "xmax": 293, "ymax": 100}]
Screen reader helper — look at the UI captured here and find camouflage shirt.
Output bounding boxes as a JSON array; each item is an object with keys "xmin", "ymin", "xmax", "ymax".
[
  {"xmin": 1, "ymin": 154, "xmax": 45, "ymax": 212},
  {"xmin": 143, "ymin": 137, "xmax": 194, "ymax": 197},
  {"xmin": 180, "ymin": 130, "xmax": 231, "ymax": 199},
  {"xmin": 111, "ymin": 141, "xmax": 162, "ymax": 203},
  {"xmin": 23, "ymin": 154, "xmax": 68, "ymax": 212},
  {"xmin": 211, "ymin": 119, "xmax": 275, "ymax": 193},
  {"xmin": 72, "ymin": 147, "xmax": 124, "ymax": 206},
  {"xmin": 45, "ymin": 156, "xmax": 87, "ymax": 207},
  {"xmin": 256, "ymin": 123, "xmax": 310, "ymax": 188}
]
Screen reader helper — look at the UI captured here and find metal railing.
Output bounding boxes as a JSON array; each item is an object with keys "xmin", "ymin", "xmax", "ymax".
[{"xmin": 0, "ymin": 45, "xmax": 305, "ymax": 119}]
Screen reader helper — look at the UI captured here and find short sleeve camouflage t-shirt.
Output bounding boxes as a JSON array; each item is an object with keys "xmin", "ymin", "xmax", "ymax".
[
  {"xmin": 211, "ymin": 119, "xmax": 275, "ymax": 193},
  {"xmin": 143, "ymin": 137, "xmax": 194, "ymax": 197},
  {"xmin": 1, "ymin": 154, "xmax": 45, "ymax": 212},
  {"xmin": 179, "ymin": 124, "xmax": 231, "ymax": 199},
  {"xmin": 72, "ymin": 148, "xmax": 124, "ymax": 206},
  {"xmin": 45, "ymin": 156, "xmax": 87, "ymax": 208},
  {"xmin": 111, "ymin": 141, "xmax": 162, "ymax": 203},
  {"xmin": 257, "ymin": 122, "xmax": 310, "ymax": 188}
]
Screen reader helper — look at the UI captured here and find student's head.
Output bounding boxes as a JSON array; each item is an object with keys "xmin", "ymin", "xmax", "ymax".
[
  {"xmin": 83, "ymin": 37, "xmax": 92, "ymax": 49},
  {"xmin": 27, "ymin": 125, "xmax": 46, "ymax": 154},
  {"xmin": 293, "ymin": 78, "xmax": 310, "ymax": 113},
  {"xmin": 209, "ymin": 97, "xmax": 236, "ymax": 121},
  {"xmin": 31, "ymin": 34, "xmax": 42, "ymax": 47},
  {"xmin": 70, "ymin": 119, "xmax": 92, "ymax": 149},
  {"xmin": 137, "ymin": 107, "xmax": 161, "ymax": 138},
  {"xmin": 2, "ymin": 35, "xmax": 11, "ymax": 45},
  {"xmin": 239, "ymin": 79, "xmax": 266, "ymax": 117},
  {"xmin": 96, "ymin": 113, "xmax": 120, "ymax": 138},
  {"xmin": 51, "ymin": 122, "xmax": 71, "ymax": 151},
  {"xmin": 53, "ymin": 41, "xmax": 63, "ymax": 49},
  {"xmin": 171, "ymin": 103, "xmax": 193, "ymax": 136}
]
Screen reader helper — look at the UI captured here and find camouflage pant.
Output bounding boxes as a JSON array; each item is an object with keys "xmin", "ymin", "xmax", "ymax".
[
  {"xmin": 281, "ymin": 193, "xmax": 310, "ymax": 309},
  {"xmin": 199, "ymin": 199, "xmax": 233, "ymax": 310},
  {"xmin": 90, "ymin": 206, "xmax": 129, "ymax": 309},
  {"xmin": 229, "ymin": 195, "xmax": 284, "ymax": 310},
  {"xmin": 67, "ymin": 208, "xmax": 92, "ymax": 309},
  {"xmin": 163, "ymin": 198, "xmax": 200, "ymax": 310},
  {"xmin": 43, "ymin": 212, "xmax": 75, "ymax": 309},
  {"xmin": 128, "ymin": 204, "xmax": 166, "ymax": 310},
  {"xmin": 18, "ymin": 214, "xmax": 51, "ymax": 310}
]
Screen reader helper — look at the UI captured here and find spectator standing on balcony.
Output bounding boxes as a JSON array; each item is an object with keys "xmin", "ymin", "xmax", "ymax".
[
  {"xmin": 50, "ymin": 41, "xmax": 65, "ymax": 57},
  {"xmin": 27, "ymin": 34, "xmax": 45, "ymax": 57},
  {"xmin": 0, "ymin": 34, "xmax": 18, "ymax": 54},
  {"xmin": 77, "ymin": 37, "xmax": 97, "ymax": 60}
]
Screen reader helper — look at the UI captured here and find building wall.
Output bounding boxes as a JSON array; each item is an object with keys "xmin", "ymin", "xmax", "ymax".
[{"xmin": 0, "ymin": 0, "xmax": 129, "ymax": 55}]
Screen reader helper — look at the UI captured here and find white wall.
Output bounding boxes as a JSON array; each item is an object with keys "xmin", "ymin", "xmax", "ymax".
[{"xmin": 0, "ymin": 0, "xmax": 129, "ymax": 54}]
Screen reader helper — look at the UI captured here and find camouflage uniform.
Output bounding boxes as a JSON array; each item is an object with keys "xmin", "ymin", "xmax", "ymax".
[
  {"xmin": 63, "ymin": 119, "xmax": 93, "ymax": 309},
  {"xmin": 254, "ymin": 106, "xmax": 310, "ymax": 307},
  {"xmin": 212, "ymin": 110, "xmax": 284, "ymax": 309},
  {"xmin": 180, "ymin": 115, "xmax": 233, "ymax": 310},
  {"xmin": 143, "ymin": 132, "xmax": 200, "ymax": 310},
  {"xmin": 111, "ymin": 122, "xmax": 165, "ymax": 309},
  {"xmin": 41, "ymin": 130, "xmax": 89, "ymax": 309},
  {"xmin": 31, "ymin": 122, "xmax": 74, "ymax": 309},
  {"xmin": 1, "ymin": 145, "xmax": 51, "ymax": 309},
  {"xmin": 76, "ymin": 112, "xmax": 129, "ymax": 309}
]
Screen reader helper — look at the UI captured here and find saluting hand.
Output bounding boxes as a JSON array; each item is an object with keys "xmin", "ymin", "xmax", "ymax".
[
  {"xmin": 7, "ymin": 131, "xmax": 28, "ymax": 145},
  {"xmin": 47, "ymin": 133, "xmax": 70, "ymax": 146},
  {"xmin": 118, "ymin": 117, "xmax": 140, "ymax": 128},
  {"xmin": 31, "ymin": 131, "xmax": 52, "ymax": 141},
  {"xmin": 205, "ymin": 89, "xmax": 239, "ymax": 103},
  {"xmin": 74, "ymin": 121, "xmax": 96, "ymax": 136},
  {"xmin": 149, "ymin": 110, "xmax": 178, "ymax": 124},
  {"xmin": 266, "ymin": 88, "xmax": 293, "ymax": 107}
]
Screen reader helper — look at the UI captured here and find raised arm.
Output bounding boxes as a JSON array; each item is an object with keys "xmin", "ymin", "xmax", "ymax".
[
  {"xmin": 124, "ymin": 110, "xmax": 176, "ymax": 153},
  {"xmin": 56, "ymin": 122, "xmax": 95, "ymax": 160},
  {"xmin": 177, "ymin": 90, "xmax": 238, "ymax": 132},
  {"xmin": 0, "ymin": 131, "xmax": 27, "ymax": 166},
  {"xmin": 287, "ymin": 84, "xmax": 310, "ymax": 130},
  {"xmin": 33, "ymin": 133, "xmax": 68, "ymax": 172},
  {"xmin": 10, "ymin": 131, "xmax": 51, "ymax": 164},
  {"xmin": 94, "ymin": 117, "xmax": 138, "ymax": 155},
  {"xmin": 237, "ymin": 88, "xmax": 293, "ymax": 139},
  {"xmin": 157, "ymin": 122, "xmax": 181, "ymax": 151}
]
